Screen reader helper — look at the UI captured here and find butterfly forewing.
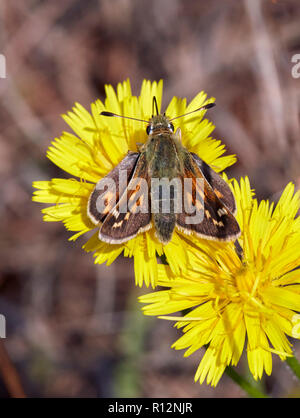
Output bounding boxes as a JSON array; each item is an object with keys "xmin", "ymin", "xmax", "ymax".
[
  {"xmin": 87, "ymin": 151, "xmax": 139, "ymax": 225},
  {"xmin": 190, "ymin": 152, "xmax": 236, "ymax": 214},
  {"xmin": 176, "ymin": 155, "xmax": 240, "ymax": 241},
  {"xmin": 99, "ymin": 153, "xmax": 152, "ymax": 244}
]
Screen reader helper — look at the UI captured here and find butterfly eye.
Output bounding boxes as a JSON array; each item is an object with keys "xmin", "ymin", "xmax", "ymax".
[
  {"xmin": 168, "ymin": 122, "xmax": 174, "ymax": 132},
  {"xmin": 146, "ymin": 125, "xmax": 152, "ymax": 135}
]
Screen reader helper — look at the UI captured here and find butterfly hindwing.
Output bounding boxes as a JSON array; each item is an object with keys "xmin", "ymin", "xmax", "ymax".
[
  {"xmin": 176, "ymin": 154, "xmax": 240, "ymax": 241},
  {"xmin": 99, "ymin": 152, "xmax": 152, "ymax": 244},
  {"xmin": 87, "ymin": 151, "xmax": 139, "ymax": 224}
]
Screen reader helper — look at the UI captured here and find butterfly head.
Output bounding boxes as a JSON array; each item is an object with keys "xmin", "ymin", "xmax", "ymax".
[{"xmin": 146, "ymin": 114, "xmax": 174, "ymax": 136}]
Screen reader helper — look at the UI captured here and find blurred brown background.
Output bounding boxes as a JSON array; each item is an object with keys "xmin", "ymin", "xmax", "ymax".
[{"xmin": 0, "ymin": 0, "xmax": 300, "ymax": 398}]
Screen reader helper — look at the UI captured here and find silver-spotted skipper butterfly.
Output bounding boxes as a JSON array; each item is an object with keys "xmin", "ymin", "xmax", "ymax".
[{"xmin": 87, "ymin": 97, "xmax": 240, "ymax": 244}]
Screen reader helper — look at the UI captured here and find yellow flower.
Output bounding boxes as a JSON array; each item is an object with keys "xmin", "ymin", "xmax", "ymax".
[
  {"xmin": 32, "ymin": 79, "xmax": 236, "ymax": 288},
  {"xmin": 140, "ymin": 177, "xmax": 300, "ymax": 385}
]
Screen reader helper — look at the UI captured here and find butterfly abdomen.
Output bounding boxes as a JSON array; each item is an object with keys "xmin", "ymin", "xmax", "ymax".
[{"xmin": 153, "ymin": 213, "xmax": 176, "ymax": 244}]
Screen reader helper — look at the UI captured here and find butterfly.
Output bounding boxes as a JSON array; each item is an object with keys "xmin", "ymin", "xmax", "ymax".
[{"xmin": 87, "ymin": 97, "xmax": 240, "ymax": 244}]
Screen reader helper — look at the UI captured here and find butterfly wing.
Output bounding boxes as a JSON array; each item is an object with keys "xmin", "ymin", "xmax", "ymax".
[
  {"xmin": 190, "ymin": 152, "xmax": 236, "ymax": 214},
  {"xmin": 99, "ymin": 152, "xmax": 152, "ymax": 244},
  {"xmin": 87, "ymin": 151, "xmax": 139, "ymax": 225},
  {"xmin": 176, "ymin": 155, "xmax": 240, "ymax": 241}
]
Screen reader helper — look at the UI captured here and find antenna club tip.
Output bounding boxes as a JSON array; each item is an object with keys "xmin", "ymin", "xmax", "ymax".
[
  {"xmin": 100, "ymin": 111, "xmax": 115, "ymax": 117},
  {"xmin": 205, "ymin": 103, "xmax": 216, "ymax": 109}
]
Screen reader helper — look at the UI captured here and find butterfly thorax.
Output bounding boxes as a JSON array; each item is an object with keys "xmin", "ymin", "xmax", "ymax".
[
  {"xmin": 142, "ymin": 114, "xmax": 186, "ymax": 178},
  {"xmin": 146, "ymin": 134, "xmax": 183, "ymax": 178}
]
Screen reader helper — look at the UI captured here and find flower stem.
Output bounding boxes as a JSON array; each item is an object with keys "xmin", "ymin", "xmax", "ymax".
[
  {"xmin": 286, "ymin": 355, "xmax": 300, "ymax": 380},
  {"xmin": 225, "ymin": 366, "xmax": 268, "ymax": 398},
  {"xmin": 0, "ymin": 340, "xmax": 26, "ymax": 398}
]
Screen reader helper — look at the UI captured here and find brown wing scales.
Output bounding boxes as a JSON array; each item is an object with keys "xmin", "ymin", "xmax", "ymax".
[
  {"xmin": 190, "ymin": 152, "xmax": 236, "ymax": 214},
  {"xmin": 87, "ymin": 152, "xmax": 139, "ymax": 224},
  {"xmin": 176, "ymin": 155, "xmax": 240, "ymax": 241},
  {"xmin": 99, "ymin": 153, "xmax": 152, "ymax": 244}
]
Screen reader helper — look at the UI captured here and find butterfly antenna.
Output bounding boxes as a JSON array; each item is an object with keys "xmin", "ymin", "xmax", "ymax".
[
  {"xmin": 100, "ymin": 111, "xmax": 148, "ymax": 123},
  {"xmin": 169, "ymin": 102, "xmax": 215, "ymax": 121},
  {"xmin": 152, "ymin": 96, "xmax": 159, "ymax": 116}
]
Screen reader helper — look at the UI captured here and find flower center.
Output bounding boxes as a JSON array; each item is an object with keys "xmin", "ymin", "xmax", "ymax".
[{"xmin": 229, "ymin": 265, "xmax": 265, "ymax": 310}]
